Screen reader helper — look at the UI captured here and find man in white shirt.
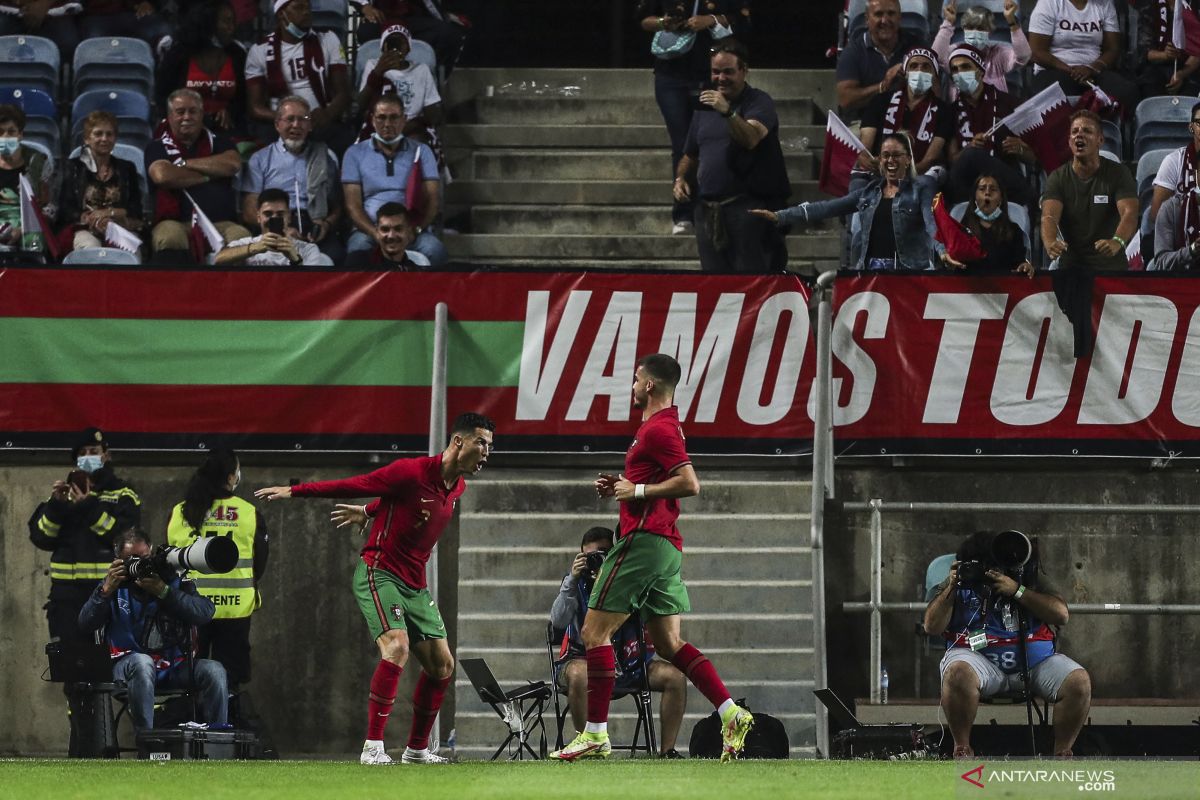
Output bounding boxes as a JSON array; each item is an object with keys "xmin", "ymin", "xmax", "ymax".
[{"xmin": 215, "ymin": 188, "xmax": 329, "ymax": 266}]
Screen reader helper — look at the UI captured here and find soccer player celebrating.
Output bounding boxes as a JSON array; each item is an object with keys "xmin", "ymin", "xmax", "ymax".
[
  {"xmin": 549, "ymin": 354, "xmax": 753, "ymax": 762},
  {"xmin": 255, "ymin": 412, "xmax": 495, "ymax": 765}
]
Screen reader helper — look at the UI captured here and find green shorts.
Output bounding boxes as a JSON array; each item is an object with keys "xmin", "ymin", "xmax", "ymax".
[
  {"xmin": 587, "ymin": 531, "xmax": 691, "ymax": 618},
  {"xmin": 352, "ymin": 560, "xmax": 446, "ymax": 643}
]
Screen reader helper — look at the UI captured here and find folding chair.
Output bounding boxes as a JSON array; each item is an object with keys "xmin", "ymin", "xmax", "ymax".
[
  {"xmin": 0, "ymin": 35, "xmax": 60, "ymax": 98},
  {"xmin": 73, "ymin": 37, "xmax": 155, "ymax": 97},
  {"xmin": 460, "ymin": 657, "xmax": 551, "ymax": 761}
]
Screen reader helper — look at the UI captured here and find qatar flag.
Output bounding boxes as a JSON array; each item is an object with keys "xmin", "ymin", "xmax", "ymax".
[
  {"xmin": 932, "ymin": 192, "xmax": 986, "ymax": 263},
  {"xmin": 1175, "ymin": 0, "xmax": 1200, "ymax": 56},
  {"xmin": 818, "ymin": 110, "xmax": 866, "ymax": 197},
  {"xmin": 996, "ymin": 83, "xmax": 1072, "ymax": 173}
]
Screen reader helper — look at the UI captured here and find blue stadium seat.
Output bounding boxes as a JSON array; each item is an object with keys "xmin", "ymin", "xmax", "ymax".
[
  {"xmin": 923, "ymin": 553, "xmax": 957, "ymax": 602},
  {"xmin": 311, "ymin": 0, "xmax": 348, "ymax": 39},
  {"xmin": 73, "ymin": 37, "xmax": 155, "ymax": 97},
  {"xmin": 19, "ymin": 138, "xmax": 56, "ymax": 170},
  {"xmin": 68, "ymin": 142, "xmax": 150, "ymax": 219},
  {"xmin": 63, "ymin": 247, "xmax": 141, "ymax": 265},
  {"xmin": 70, "ymin": 90, "xmax": 152, "ymax": 152},
  {"xmin": 1135, "ymin": 96, "xmax": 1193, "ymax": 160},
  {"xmin": 0, "ymin": 35, "xmax": 60, "ymax": 98},
  {"xmin": 1135, "ymin": 147, "xmax": 1175, "ymax": 210},
  {"xmin": 1100, "ymin": 119, "xmax": 1123, "ymax": 160},
  {"xmin": 0, "ymin": 88, "xmax": 60, "ymax": 156}
]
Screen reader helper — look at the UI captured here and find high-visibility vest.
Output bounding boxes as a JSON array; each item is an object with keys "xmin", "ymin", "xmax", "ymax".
[{"xmin": 166, "ymin": 496, "xmax": 259, "ymax": 620}]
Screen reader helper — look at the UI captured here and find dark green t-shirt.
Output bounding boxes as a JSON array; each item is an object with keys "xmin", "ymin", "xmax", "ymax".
[{"xmin": 1044, "ymin": 159, "xmax": 1137, "ymax": 271}]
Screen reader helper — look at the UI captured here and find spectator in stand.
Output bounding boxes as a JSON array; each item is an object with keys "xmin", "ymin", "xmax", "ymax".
[
  {"xmin": 59, "ymin": 110, "xmax": 144, "ymax": 257},
  {"xmin": 0, "ymin": 1, "xmax": 79, "ymax": 61},
  {"xmin": 363, "ymin": 202, "xmax": 430, "ymax": 269},
  {"xmin": 343, "ymin": 95, "xmax": 446, "ymax": 267},
  {"xmin": 0, "ymin": 104, "xmax": 55, "ymax": 260},
  {"xmin": 357, "ymin": 24, "xmax": 445, "ymax": 176},
  {"xmin": 157, "ymin": 1, "xmax": 247, "ymax": 138},
  {"xmin": 945, "ymin": 45, "xmax": 1035, "ymax": 205},
  {"xmin": 1152, "ymin": 174, "xmax": 1200, "ymax": 271},
  {"xmin": 857, "ymin": 48, "xmax": 952, "ymax": 190},
  {"xmin": 246, "ymin": 0, "xmax": 352, "ymax": 155},
  {"xmin": 933, "ymin": 1, "xmax": 1030, "ymax": 97},
  {"xmin": 1028, "ymin": 0, "xmax": 1137, "ymax": 115},
  {"xmin": 1135, "ymin": 0, "xmax": 1200, "ymax": 99},
  {"xmin": 351, "ymin": 0, "xmax": 468, "ymax": 77},
  {"xmin": 751, "ymin": 133, "xmax": 958, "ymax": 271},
  {"xmin": 955, "ymin": 173, "xmax": 1033, "ymax": 274},
  {"xmin": 636, "ymin": 1, "xmax": 749, "ymax": 235},
  {"xmin": 145, "ymin": 89, "xmax": 249, "ymax": 264},
  {"xmin": 836, "ymin": 0, "xmax": 924, "ymax": 117},
  {"xmin": 242, "ymin": 95, "xmax": 344, "ymax": 263},
  {"xmin": 215, "ymin": 187, "xmax": 328, "ymax": 266},
  {"xmin": 78, "ymin": 1, "xmax": 172, "ymax": 50},
  {"xmin": 1149, "ymin": 102, "xmax": 1200, "ymax": 232}
]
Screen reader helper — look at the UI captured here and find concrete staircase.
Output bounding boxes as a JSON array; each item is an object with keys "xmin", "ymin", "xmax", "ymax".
[
  {"xmin": 440, "ymin": 68, "xmax": 840, "ymax": 273},
  {"xmin": 450, "ymin": 468, "xmax": 817, "ymax": 759}
]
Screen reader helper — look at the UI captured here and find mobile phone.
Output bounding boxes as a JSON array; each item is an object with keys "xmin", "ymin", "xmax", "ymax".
[
  {"xmin": 266, "ymin": 217, "xmax": 285, "ymax": 235},
  {"xmin": 67, "ymin": 470, "xmax": 90, "ymax": 493}
]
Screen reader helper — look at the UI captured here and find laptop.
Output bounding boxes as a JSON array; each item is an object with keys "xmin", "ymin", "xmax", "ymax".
[
  {"xmin": 813, "ymin": 688, "xmax": 862, "ymax": 730},
  {"xmin": 46, "ymin": 641, "xmax": 112, "ymax": 683},
  {"xmin": 460, "ymin": 658, "xmax": 548, "ymax": 705}
]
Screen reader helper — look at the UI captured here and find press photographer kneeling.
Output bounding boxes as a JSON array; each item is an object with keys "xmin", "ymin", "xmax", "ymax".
[
  {"xmin": 923, "ymin": 530, "xmax": 1091, "ymax": 758},
  {"xmin": 78, "ymin": 528, "xmax": 237, "ymax": 733}
]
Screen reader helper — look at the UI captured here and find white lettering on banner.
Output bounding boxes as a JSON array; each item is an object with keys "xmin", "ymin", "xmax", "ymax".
[
  {"xmin": 922, "ymin": 294, "xmax": 1008, "ymax": 423},
  {"xmin": 991, "ymin": 292, "xmax": 1075, "ymax": 426},
  {"xmin": 567, "ymin": 292, "xmax": 642, "ymax": 421},
  {"xmin": 811, "ymin": 291, "xmax": 890, "ymax": 425},
  {"xmin": 1079, "ymin": 295, "xmax": 1177, "ymax": 425},
  {"xmin": 659, "ymin": 293, "xmax": 744, "ymax": 423},
  {"xmin": 737, "ymin": 292, "xmax": 809, "ymax": 425},
  {"xmin": 516, "ymin": 290, "xmax": 592, "ymax": 420},
  {"xmin": 1171, "ymin": 308, "xmax": 1200, "ymax": 425}
]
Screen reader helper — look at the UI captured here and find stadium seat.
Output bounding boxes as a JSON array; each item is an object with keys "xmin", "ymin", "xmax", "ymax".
[
  {"xmin": 311, "ymin": 0, "xmax": 348, "ymax": 39},
  {"xmin": 0, "ymin": 35, "xmax": 60, "ymax": 98},
  {"xmin": 923, "ymin": 553, "xmax": 956, "ymax": 602},
  {"xmin": 1135, "ymin": 96, "xmax": 1193, "ymax": 160},
  {"xmin": 68, "ymin": 143, "xmax": 150, "ymax": 218},
  {"xmin": 1136, "ymin": 147, "xmax": 1175, "ymax": 211},
  {"xmin": 19, "ymin": 138, "xmax": 56, "ymax": 171},
  {"xmin": 63, "ymin": 247, "xmax": 141, "ymax": 265},
  {"xmin": 70, "ymin": 90, "xmax": 152, "ymax": 152},
  {"xmin": 73, "ymin": 37, "xmax": 155, "ymax": 97},
  {"xmin": 1100, "ymin": 120, "xmax": 1123, "ymax": 160},
  {"xmin": 0, "ymin": 88, "xmax": 60, "ymax": 156}
]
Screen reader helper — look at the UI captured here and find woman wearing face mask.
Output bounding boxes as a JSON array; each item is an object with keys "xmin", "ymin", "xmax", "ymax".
[
  {"xmin": 751, "ymin": 132, "xmax": 961, "ymax": 271},
  {"xmin": 166, "ymin": 449, "xmax": 269, "ymax": 692},
  {"xmin": 59, "ymin": 111, "xmax": 145, "ymax": 258},
  {"xmin": 955, "ymin": 173, "xmax": 1033, "ymax": 274},
  {"xmin": 945, "ymin": 45, "xmax": 1035, "ymax": 206},
  {"xmin": 933, "ymin": 1, "xmax": 1030, "ymax": 97},
  {"xmin": 856, "ymin": 48, "xmax": 952, "ymax": 191},
  {"xmin": 0, "ymin": 104, "xmax": 55, "ymax": 260},
  {"xmin": 157, "ymin": 1, "xmax": 248, "ymax": 137}
]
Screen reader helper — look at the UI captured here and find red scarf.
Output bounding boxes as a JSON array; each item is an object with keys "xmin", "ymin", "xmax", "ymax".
[
  {"xmin": 263, "ymin": 31, "xmax": 329, "ymax": 107},
  {"xmin": 1177, "ymin": 143, "xmax": 1199, "ymax": 246},
  {"xmin": 955, "ymin": 85, "xmax": 1001, "ymax": 157},
  {"xmin": 153, "ymin": 123, "xmax": 215, "ymax": 222},
  {"xmin": 882, "ymin": 89, "xmax": 940, "ymax": 163}
]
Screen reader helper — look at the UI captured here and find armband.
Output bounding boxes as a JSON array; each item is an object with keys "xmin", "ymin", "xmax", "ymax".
[
  {"xmin": 1014, "ymin": 584, "xmax": 1026, "ymax": 600},
  {"xmin": 634, "ymin": 484, "xmax": 646, "ymax": 500},
  {"xmin": 1112, "ymin": 234, "xmax": 1126, "ymax": 247}
]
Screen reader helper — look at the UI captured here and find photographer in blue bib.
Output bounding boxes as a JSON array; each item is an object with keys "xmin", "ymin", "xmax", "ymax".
[
  {"xmin": 924, "ymin": 530, "xmax": 1091, "ymax": 758},
  {"xmin": 550, "ymin": 526, "xmax": 688, "ymax": 757}
]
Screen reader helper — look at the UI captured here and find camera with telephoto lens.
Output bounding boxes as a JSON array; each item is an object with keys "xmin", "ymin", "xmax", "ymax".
[
  {"xmin": 124, "ymin": 537, "xmax": 240, "ymax": 585},
  {"xmin": 955, "ymin": 560, "xmax": 988, "ymax": 589},
  {"xmin": 955, "ymin": 530, "xmax": 1033, "ymax": 592},
  {"xmin": 584, "ymin": 548, "xmax": 609, "ymax": 576}
]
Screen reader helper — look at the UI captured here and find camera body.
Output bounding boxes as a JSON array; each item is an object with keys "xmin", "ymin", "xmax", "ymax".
[
  {"xmin": 123, "ymin": 537, "xmax": 240, "ymax": 587},
  {"xmin": 123, "ymin": 550, "xmax": 175, "ymax": 585},
  {"xmin": 584, "ymin": 548, "xmax": 608, "ymax": 576},
  {"xmin": 955, "ymin": 559, "xmax": 990, "ymax": 590}
]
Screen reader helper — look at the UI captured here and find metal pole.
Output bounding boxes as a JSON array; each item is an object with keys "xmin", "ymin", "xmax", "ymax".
[
  {"xmin": 843, "ymin": 601, "xmax": 1200, "ymax": 615},
  {"xmin": 427, "ymin": 301, "xmax": 448, "ymax": 749},
  {"xmin": 809, "ymin": 270, "xmax": 836, "ymax": 758},
  {"xmin": 869, "ymin": 498, "xmax": 882, "ymax": 704},
  {"xmin": 840, "ymin": 501, "xmax": 1200, "ymax": 514}
]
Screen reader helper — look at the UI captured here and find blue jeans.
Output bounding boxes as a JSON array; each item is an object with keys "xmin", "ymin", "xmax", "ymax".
[
  {"xmin": 654, "ymin": 72, "xmax": 701, "ymax": 224},
  {"xmin": 347, "ymin": 229, "xmax": 449, "ymax": 268},
  {"xmin": 113, "ymin": 653, "xmax": 228, "ymax": 732}
]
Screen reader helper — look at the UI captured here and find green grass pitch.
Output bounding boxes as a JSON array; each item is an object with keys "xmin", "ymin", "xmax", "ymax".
[{"xmin": 1, "ymin": 759, "xmax": 1196, "ymax": 800}]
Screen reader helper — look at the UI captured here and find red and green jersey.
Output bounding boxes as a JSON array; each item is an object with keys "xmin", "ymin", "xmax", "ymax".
[
  {"xmin": 291, "ymin": 454, "xmax": 463, "ymax": 589},
  {"xmin": 621, "ymin": 406, "xmax": 691, "ymax": 551}
]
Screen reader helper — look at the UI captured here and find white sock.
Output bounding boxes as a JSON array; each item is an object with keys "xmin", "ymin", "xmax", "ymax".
[
  {"xmin": 717, "ymin": 698, "xmax": 736, "ymax": 717},
  {"xmin": 364, "ymin": 739, "xmax": 384, "ymax": 749},
  {"xmin": 584, "ymin": 721, "xmax": 607, "ymax": 735},
  {"xmin": 405, "ymin": 747, "xmax": 428, "ymax": 755}
]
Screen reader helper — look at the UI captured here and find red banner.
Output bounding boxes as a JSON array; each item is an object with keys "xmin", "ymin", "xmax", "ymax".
[{"xmin": 832, "ymin": 274, "xmax": 1200, "ymax": 456}]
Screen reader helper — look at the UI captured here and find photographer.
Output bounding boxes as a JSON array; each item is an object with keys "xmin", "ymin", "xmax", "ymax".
[
  {"xmin": 924, "ymin": 531, "xmax": 1091, "ymax": 758},
  {"xmin": 550, "ymin": 527, "xmax": 687, "ymax": 758},
  {"xmin": 78, "ymin": 529, "xmax": 229, "ymax": 734}
]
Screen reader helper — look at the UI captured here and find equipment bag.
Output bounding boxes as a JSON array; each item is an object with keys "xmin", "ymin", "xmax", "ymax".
[{"xmin": 688, "ymin": 700, "xmax": 790, "ymax": 758}]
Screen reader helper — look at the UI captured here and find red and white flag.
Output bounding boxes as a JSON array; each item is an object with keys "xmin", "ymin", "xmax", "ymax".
[
  {"xmin": 997, "ymin": 83, "xmax": 1072, "ymax": 173},
  {"xmin": 104, "ymin": 220, "xmax": 142, "ymax": 255},
  {"xmin": 1126, "ymin": 233, "xmax": 1144, "ymax": 271},
  {"xmin": 1175, "ymin": 0, "xmax": 1200, "ymax": 56},
  {"xmin": 185, "ymin": 191, "xmax": 224, "ymax": 263},
  {"xmin": 18, "ymin": 173, "xmax": 59, "ymax": 260},
  {"xmin": 819, "ymin": 110, "xmax": 867, "ymax": 197},
  {"xmin": 404, "ymin": 146, "xmax": 425, "ymax": 219}
]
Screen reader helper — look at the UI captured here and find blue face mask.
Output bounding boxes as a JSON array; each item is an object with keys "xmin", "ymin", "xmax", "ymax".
[
  {"xmin": 284, "ymin": 20, "xmax": 308, "ymax": 38},
  {"xmin": 77, "ymin": 454, "xmax": 104, "ymax": 474},
  {"xmin": 906, "ymin": 71, "xmax": 933, "ymax": 95},
  {"xmin": 975, "ymin": 205, "xmax": 1003, "ymax": 222},
  {"xmin": 952, "ymin": 71, "xmax": 979, "ymax": 96},
  {"xmin": 0, "ymin": 137, "xmax": 19, "ymax": 157},
  {"xmin": 963, "ymin": 31, "xmax": 990, "ymax": 50}
]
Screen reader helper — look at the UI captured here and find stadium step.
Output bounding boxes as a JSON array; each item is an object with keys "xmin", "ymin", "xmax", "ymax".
[
  {"xmin": 456, "ymin": 512, "xmax": 811, "ymax": 549},
  {"xmin": 460, "ymin": 150, "xmax": 816, "ymax": 181},
  {"xmin": 458, "ymin": 548, "xmax": 813, "ymax": 584},
  {"xmin": 442, "ymin": 123, "xmax": 824, "ymax": 150},
  {"xmin": 460, "ymin": 96, "xmax": 819, "ymax": 127},
  {"xmin": 444, "ymin": 232, "xmax": 839, "ymax": 261}
]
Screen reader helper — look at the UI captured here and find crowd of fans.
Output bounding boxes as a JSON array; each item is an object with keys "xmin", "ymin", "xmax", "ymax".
[{"xmin": 0, "ymin": 0, "xmax": 461, "ymax": 267}]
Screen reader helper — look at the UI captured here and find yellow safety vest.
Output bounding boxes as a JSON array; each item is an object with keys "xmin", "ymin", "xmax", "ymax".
[{"xmin": 166, "ymin": 496, "xmax": 259, "ymax": 620}]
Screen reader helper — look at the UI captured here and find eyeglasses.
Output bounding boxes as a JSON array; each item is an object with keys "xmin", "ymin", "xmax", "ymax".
[
  {"xmin": 279, "ymin": 115, "xmax": 310, "ymax": 124},
  {"xmin": 879, "ymin": 152, "xmax": 910, "ymax": 161}
]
